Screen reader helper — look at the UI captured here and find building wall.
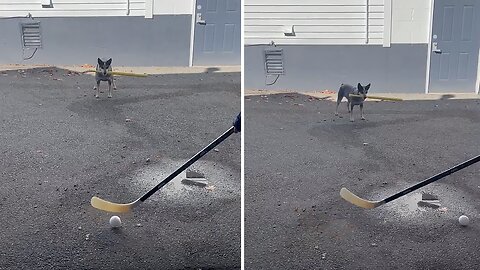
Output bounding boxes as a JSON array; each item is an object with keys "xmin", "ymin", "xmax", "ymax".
[
  {"xmin": 244, "ymin": 0, "xmax": 434, "ymax": 93},
  {"xmin": 153, "ymin": 0, "xmax": 193, "ymax": 15},
  {"xmin": 0, "ymin": 0, "xmax": 195, "ymax": 66},
  {"xmin": 0, "ymin": 0, "xmax": 196, "ymax": 17},
  {"xmin": 391, "ymin": 0, "xmax": 431, "ymax": 44},
  {"xmin": 245, "ymin": 44, "xmax": 428, "ymax": 93},
  {"xmin": 245, "ymin": 0, "xmax": 385, "ymax": 45},
  {"xmin": 0, "ymin": 0, "xmax": 149, "ymax": 17},
  {"xmin": 0, "ymin": 15, "xmax": 192, "ymax": 66}
]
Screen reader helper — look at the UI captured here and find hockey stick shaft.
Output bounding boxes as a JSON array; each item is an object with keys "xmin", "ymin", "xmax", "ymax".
[
  {"xmin": 383, "ymin": 155, "xmax": 480, "ymax": 204},
  {"xmin": 138, "ymin": 126, "xmax": 235, "ymax": 202}
]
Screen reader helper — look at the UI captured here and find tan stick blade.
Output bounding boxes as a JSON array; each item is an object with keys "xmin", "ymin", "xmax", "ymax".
[
  {"xmin": 82, "ymin": 70, "xmax": 148, "ymax": 77},
  {"xmin": 349, "ymin": 94, "xmax": 403, "ymax": 101},
  {"xmin": 109, "ymin": 71, "xmax": 148, "ymax": 77},
  {"xmin": 340, "ymin": 188, "xmax": 383, "ymax": 209},
  {"xmin": 91, "ymin": 196, "xmax": 137, "ymax": 213}
]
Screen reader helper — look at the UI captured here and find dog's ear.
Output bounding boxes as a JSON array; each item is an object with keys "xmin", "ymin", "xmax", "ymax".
[
  {"xmin": 357, "ymin": 83, "xmax": 364, "ymax": 91},
  {"xmin": 365, "ymin": 83, "xmax": 371, "ymax": 91},
  {"xmin": 106, "ymin": 58, "xmax": 112, "ymax": 66},
  {"xmin": 97, "ymin": 58, "xmax": 103, "ymax": 66}
]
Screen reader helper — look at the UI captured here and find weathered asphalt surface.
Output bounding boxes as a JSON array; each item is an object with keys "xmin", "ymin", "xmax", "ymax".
[
  {"xmin": 245, "ymin": 93, "xmax": 480, "ymax": 270},
  {"xmin": 0, "ymin": 68, "xmax": 240, "ymax": 269}
]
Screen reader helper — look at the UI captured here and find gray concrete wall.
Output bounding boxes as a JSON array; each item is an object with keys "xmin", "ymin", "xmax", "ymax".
[
  {"xmin": 0, "ymin": 15, "xmax": 191, "ymax": 66},
  {"xmin": 245, "ymin": 44, "xmax": 429, "ymax": 93}
]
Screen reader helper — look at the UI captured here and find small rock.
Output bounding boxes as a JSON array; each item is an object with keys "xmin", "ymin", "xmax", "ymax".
[
  {"xmin": 314, "ymin": 245, "xmax": 319, "ymax": 250},
  {"xmin": 78, "ymin": 226, "xmax": 82, "ymax": 230},
  {"xmin": 213, "ymin": 148, "xmax": 219, "ymax": 152},
  {"xmin": 125, "ymin": 118, "xmax": 132, "ymax": 122},
  {"xmin": 182, "ymin": 178, "xmax": 208, "ymax": 187},
  {"xmin": 363, "ymin": 142, "xmax": 369, "ymax": 146},
  {"xmin": 417, "ymin": 200, "xmax": 441, "ymax": 209},
  {"xmin": 321, "ymin": 253, "xmax": 326, "ymax": 259},
  {"xmin": 135, "ymin": 223, "xmax": 143, "ymax": 227},
  {"xmin": 371, "ymin": 243, "xmax": 377, "ymax": 247},
  {"xmin": 146, "ymin": 158, "xmax": 150, "ymax": 163}
]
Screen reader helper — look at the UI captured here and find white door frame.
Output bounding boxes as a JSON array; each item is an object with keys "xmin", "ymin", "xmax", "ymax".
[
  {"xmin": 476, "ymin": 49, "xmax": 480, "ymax": 94},
  {"xmin": 188, "ymin": 0, "xmax": 197, "ymax": 67},
  {"xmin": 425, "ymin": 0, "xmax": 435, "ymax": 93},
  {"xmin": 426, "ymin": 0, "xmax": 480, "ymax": 94}
]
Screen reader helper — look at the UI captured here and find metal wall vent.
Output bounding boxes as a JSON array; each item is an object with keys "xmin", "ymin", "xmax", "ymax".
[
  {"xmin": 264, "ymin": 48, "xmax": 284, "ymax": 75},
  {"xmin": 21, "ymin": 22, "xmax": 42, "ymax": 48}
]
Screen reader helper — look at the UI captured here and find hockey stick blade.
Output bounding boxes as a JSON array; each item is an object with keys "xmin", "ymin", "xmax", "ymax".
[
  {"xmin": 341, "ymin": 155, "xmax": 480, "ymax": 209},
  {"xmin": 340, "ymin": 188, "xmax": 384, "ymax": 209},
  {"xmin": 91, "ymin": 126, "xmax": 235, "ymax": 213},
  {"xmin": 91, "ymin": 196, "xmax": 140, "ymax": 213}
]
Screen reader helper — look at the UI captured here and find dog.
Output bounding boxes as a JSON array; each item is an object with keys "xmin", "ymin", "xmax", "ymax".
[
  {"xmin": 335, "ymin": 83, "xmax": 371, "ymax": 122},
  {"xmin": 94, "ymin": 58, "xmax": 116, "ymax": 98}
]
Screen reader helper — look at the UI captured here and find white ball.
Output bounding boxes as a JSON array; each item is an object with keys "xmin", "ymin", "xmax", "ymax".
[
  {"xmin": 109, "ymin": 216, "xmax": 122, "ymax": 228},
  {"xmin": 458, "ymin": 215, "xmax": 469, "ymax": 226}
]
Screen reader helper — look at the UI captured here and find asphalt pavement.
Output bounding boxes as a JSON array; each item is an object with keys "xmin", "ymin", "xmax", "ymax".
[
  {"xmin": 0, "ymin": 67, "xmax": 240, "ymax": 269},
  {"xmin": 245, "ymin": 93, "xmax": 480, "ymax": 270}
]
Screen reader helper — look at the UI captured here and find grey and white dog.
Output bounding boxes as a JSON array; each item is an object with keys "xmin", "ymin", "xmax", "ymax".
[
  {"xmin": 335, "ymin": 83, "xmax": 371, "ymax": 122},
  {"xmin": 94, "ymin": 58, "xmax": 116, "ymax": 98}
]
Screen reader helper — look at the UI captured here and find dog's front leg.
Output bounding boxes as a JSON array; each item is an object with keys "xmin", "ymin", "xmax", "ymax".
[
  {"xmin": 360, "ymin": 104, "xmax": 365, "ymax": 120},
  {"xmin": 108, "ymin": 80, "xmax": 112, "ymax": 98},
  {"xmin": 335, "ymin": 99, "xmax": 341, "ymax": 116},
  {"xmin": 95, "ymin": 81, "xmax": 100, "ymax": 98},
  {"xmin": 350, "ymin": 104, "xmax": 355, "ymax": 122},
  {"xmin": 112, "ymin": 78, "xmax": 117, "ymax": 90}
]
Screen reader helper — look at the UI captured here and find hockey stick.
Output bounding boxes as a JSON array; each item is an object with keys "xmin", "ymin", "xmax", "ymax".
[
  {"xmin": 91, "ymin": 126, "xmax": 236, "ymax": 213},
  {"xmin": 340, "ymin": 155, "xmax": 480, "ymax": 209},
  {"xmin": 349, "ymin": 94, "xmax": 403, "ymax": 101},
  {"xmin": 82, "ymin": 70, "xmax": 148, "ymax": 77}
]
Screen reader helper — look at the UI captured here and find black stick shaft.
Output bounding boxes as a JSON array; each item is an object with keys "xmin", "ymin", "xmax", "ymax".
[
  {"xmin": 139, "ymin": 126, "xmax": 235, "ymax": 202},
  {"xmin": 383, "ymin": 155, "xmax": 480, "ymax": 203}
]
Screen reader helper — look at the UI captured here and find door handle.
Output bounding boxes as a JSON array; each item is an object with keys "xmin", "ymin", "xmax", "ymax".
[
  {"xmin": 196, "ymin": 13, "xmax": 206, "ymax": 25},
  {"xmin": 432, "ymin": 42, "xmax": 442, "ymax": 54}
]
